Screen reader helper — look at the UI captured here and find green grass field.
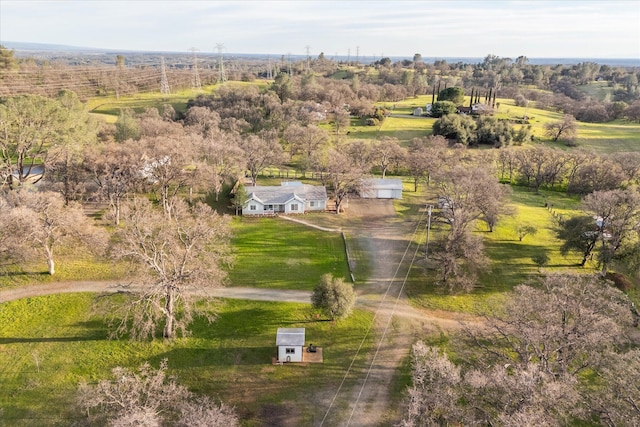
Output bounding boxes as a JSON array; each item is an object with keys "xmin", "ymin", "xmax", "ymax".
[
  {"xmin": 405, "ymin": 185, "xmax": 590, "ymax": 314},
  {"xmin": 228, "ymin": 217, "xmax": 351, "ymax": 289},
  {"xmin": 0, "ymin": 293, "xmax": 374, "ymax": 426}
]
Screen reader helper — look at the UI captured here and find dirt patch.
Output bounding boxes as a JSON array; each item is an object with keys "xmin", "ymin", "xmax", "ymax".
[
  {"xmin": 259, "ymin": 402, "xmax": 301, "ymax": 427},
  {"xmin": 341, "ymin": 199, "xmax": 397, "ymax": 219}
]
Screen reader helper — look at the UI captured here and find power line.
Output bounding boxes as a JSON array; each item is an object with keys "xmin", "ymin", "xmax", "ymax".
[
  {"xmin": 189, "ymin": 48, "xmax": 202, "ymax": 92},
  {"xmin": 159, "ymin": 56, "xmax": 170, "ymax": 94},
  {"xmin": 215, "ymin": 43, "xmax": 226, "ymax": 83}
]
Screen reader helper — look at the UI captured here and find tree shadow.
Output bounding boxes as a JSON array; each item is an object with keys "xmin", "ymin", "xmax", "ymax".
[
  {"xmin": 0, "ymin": 320, "xmax": 109, "ymax": 344},
  {"xmin": 147, "ymin": 346, "xmax": 276, "ymax": 368}
]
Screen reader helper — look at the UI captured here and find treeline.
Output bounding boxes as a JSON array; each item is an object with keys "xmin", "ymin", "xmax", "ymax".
[{"xmin": 3, "ymin": 44, "xmax": 639, "ymax": 121}]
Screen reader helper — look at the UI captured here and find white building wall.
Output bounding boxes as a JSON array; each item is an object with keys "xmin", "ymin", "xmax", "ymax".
[
  {"xmin": 244, "ymin": 200, "xmax": 265, "ymax": 215},
  {"xmin": 278, "ymin": 345, "xmax": 303, "ymax": 362}
]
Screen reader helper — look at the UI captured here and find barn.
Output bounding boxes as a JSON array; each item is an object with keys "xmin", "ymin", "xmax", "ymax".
[
  {"xmin": 360, "ymin": 178, "xmax": 403, "ymax": 199},
  {"xmin": 276, "ymin": 328, "xmax": 305, "ymax": 363}
]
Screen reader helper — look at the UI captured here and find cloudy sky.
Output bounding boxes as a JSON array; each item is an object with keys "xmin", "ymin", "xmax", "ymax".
[{"xmin": 1, "ymin": 0, "xmax": 639, "ymax": 59}]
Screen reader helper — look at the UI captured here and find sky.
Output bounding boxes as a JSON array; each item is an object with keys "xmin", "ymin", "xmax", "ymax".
[{"xmin": 1, "ymin": 0, "xmax": 639, "ymax": 59}]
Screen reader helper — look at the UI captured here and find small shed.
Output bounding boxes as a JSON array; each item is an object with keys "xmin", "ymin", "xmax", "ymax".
[
  {"xmin": 360, "ymin": 178, "xmax": 403, "ymax": 199},
  {"xmin": 276, "ymin": 328, "xmax": 305, "ymax": 363}
]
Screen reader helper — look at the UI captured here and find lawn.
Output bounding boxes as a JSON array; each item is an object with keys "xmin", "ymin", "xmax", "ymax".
[
  {"xmin": 228, "ymin": 217, "xmax": 351, "ymax": 290},
  {"xmin": 0, "ymin": 293, "xmax": 374, "ymax": 426}
]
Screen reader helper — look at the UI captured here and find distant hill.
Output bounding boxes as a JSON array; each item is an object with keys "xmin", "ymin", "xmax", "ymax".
[
  {"xmin": 1, "ymin": 41, "xmax": 638, "ymax": 67},
  {"xmin": 1, "ymin": 41, "xmax": 113, "ymax": 53}
]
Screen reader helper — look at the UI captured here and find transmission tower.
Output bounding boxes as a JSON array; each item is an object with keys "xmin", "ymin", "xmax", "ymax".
[
  {"xmin": 160, "ymin": 56, "xmax": 170, "ymax": 94},
  {"xmin": 356, "ymin": 46, "xmax": 360, "ymax": 64},
  {"xmin": 190, "ymin": 47, "xmax": 202, "ymax": 91},
  {"xmin": 215, "ymin": 43, "xmax": 227, "ymax": 83},
  {"xmin": 305, "ymin": 45, "xmax": 311, "ymax": 72}
]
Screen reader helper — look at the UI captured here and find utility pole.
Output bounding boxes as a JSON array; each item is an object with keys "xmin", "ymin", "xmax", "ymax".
[
  {"xmin": 160, "ymin": 56, "xmax": 170, "ymax": 94},
  {"xmin": 215, "ymin": 43, "xmax": 226, "ymax": 83},
  {"xmin": 425, "ymin": 205, "xmax": 432, "ymax": 260},
  {"xmin": 189, "ymin": 47, "xmax": 201, "ymax": 91}
]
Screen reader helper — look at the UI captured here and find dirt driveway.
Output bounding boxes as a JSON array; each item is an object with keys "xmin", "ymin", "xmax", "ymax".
[{"xmin": 308, "ymin": 198, "xmax": 467, "ymax": 427}]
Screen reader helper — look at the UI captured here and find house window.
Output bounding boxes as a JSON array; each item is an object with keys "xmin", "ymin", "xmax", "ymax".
[
  {"xmin": 285, "ymin": 348, "xmax": 295, "ymax": 354},
  {"xmin": 250, "ymin": 205, "xmax": 256, "ymax": 211},
  {"xmin": 310, "ymin": 201, "xmax": 315, "ymax": 207},
  {"xmin": 291, "ymin": 204, "xmax": 299, "ymax": 211}
]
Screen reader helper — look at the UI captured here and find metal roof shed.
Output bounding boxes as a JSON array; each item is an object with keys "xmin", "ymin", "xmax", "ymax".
[{"xmin": 276, "ymin": 328, "xmax": 305, "ymax": 363}]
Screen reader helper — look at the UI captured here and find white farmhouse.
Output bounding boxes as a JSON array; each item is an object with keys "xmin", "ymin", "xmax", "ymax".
[
  {"xmin": 276, "ymin": 328, "xmax": 305, "ymax": 363},
  {"xmin": 359, "ymin": 178, "xmax": 403, "ymax": 199},
  {"xmin": 242, "ymin": 182, "xmax": 327, "ymax": 216}
]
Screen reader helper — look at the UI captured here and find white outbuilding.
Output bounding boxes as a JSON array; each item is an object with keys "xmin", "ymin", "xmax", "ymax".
[
  {"xmin": 360, "ymin": 178, "xmax": 403, "ymax": 199},
  {"xmin": 276, "ymin": 328, "xmax": 305, "ymax": 363}
]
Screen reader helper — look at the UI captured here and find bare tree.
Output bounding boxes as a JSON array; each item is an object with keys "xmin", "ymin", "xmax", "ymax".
[
  {"xmin": 184, "ymin": 106, "xmax": 222, "ymax": 139},
  {"xmin": 239, "ymin": 130, "xmax": 284, "ymax": 186},
  {"xmin": 610, "ymin": 151, "xmax": 640, "ymax": 184},
  {"xmin": 515, "ymin": 145, "xmax": 568, "ymax": 193},
  {"xmin": 283, "ymin": 123, "xmax": 329, "ymax": 172},
  {"xmin": 495, "ymin": 145, "xmax": 518, "ymax": 183},
  {"xmin": 405, "ymin": 135, "xmax": 448, "ymax": 191},
  {"xmin": 583, "ymin": 188, "xmax": 640, "ymax": 274},
  {"xmin": 431, "ymin": 166, "xmax": 508, "ymax": 290},
  {"xmin": 566, "ymin": 157, "xmax": 626, "ymax": 195},
  {"xmin": 332, "ymin": 107, "xmax": 351, "ymax": 134},
  {"xmin": 85, "ymin": 142, "xmax": 142, "ymax": 226},
  {"xmin": 399, "ymin": 342, "xmax": 462, "ymax": 427},
  {"xmin": 324, "ymin": 144, "xmax": 368, "ymax": 214},
  {"xmin": 77, "ymin": 359, "xmax": 239, "ymax": 427},
  {"xmin": 370, "ymin": 136, "xmax": 406, "ymax": 178},
  {"xmin": 401, "ymin": 274, "xmax": 638, "ymax": 426},
  {"xmin": 139, "ymin": 135, "xmax": 195, "ymax": 218},
  {"xmin": 544, "ymin": 114, "xmax": 578, "ymax": 143},
  {"xmin": 0, "ymin": 195, "xmax": 23, "ymax": 270},
  {"xmin": 112, "ymin": 197, "xmax": 231, "ymax": 340},
  {"xmin": 196, "ymin": 132, "xmax": 245, "ymax": 202},
  {"xmin": 4, "ymin": 190, "xmax": 106, "ymax": 275}
]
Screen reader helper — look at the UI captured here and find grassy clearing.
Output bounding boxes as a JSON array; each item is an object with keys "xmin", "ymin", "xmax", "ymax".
[
  {"xmin": 228, "ymin": 217, "xmax": 350, "ymax": 289},
  {"xmin": 346, "ymin": 115, "xmax": 435, "ymax": 144},
  {"xmin": 577, "ymin": 81, "xmax": 619, "ymax": 101},
  {"xmin": 87, "ymin": 86, "xmax": 215, "ymax": 122},
  {"xmin": 0, "ymin": 293, "xmax": 374, "ymax": 426},
  {"xmin": 574, "ymin": 120, "xmax": 640, "ymax": 153},
  {"xmin": 0, "ymin": 253, "xmax": 127, "ymax": 289},
  {"xmin": 406, "ymin": 185, "xmax": 590, "ymax": 314}
]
